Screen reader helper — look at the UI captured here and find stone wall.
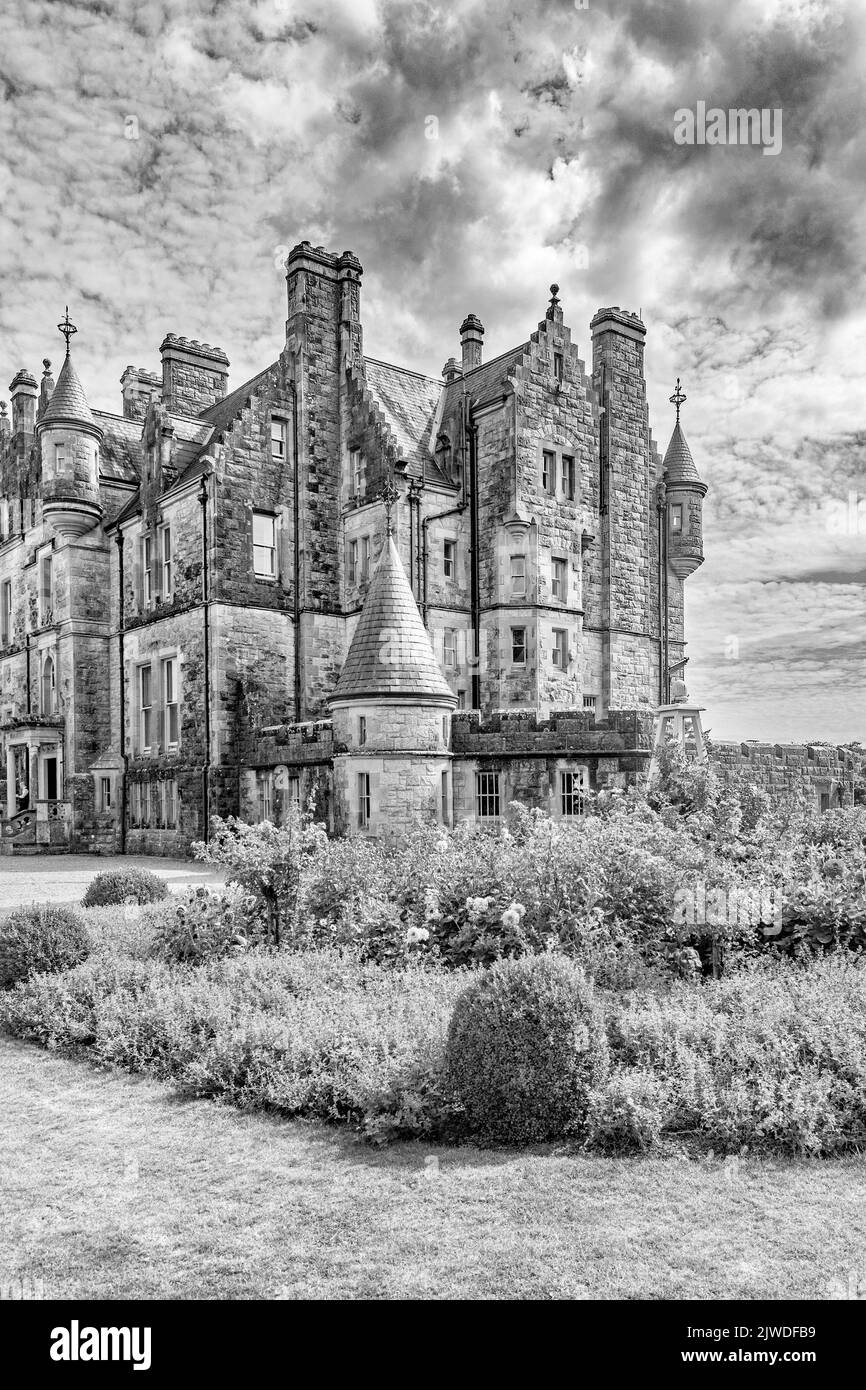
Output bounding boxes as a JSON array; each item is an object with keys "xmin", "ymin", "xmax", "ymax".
[{"xmin": 710, "ymin": 740, "xmax": 865, "ymax": 810}]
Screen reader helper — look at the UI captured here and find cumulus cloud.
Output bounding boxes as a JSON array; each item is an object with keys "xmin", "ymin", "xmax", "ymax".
[{"xmin": 0, "ymin": 0, "xmax": 863, "ymax": 740}]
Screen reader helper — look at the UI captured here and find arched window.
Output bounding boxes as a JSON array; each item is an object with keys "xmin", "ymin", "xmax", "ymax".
[{"xmin": 41, "ymin": 654, "xmax": 55, "ymax": 715}]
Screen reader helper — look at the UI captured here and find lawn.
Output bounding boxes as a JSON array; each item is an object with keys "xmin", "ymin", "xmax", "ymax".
[{"xmin": 2, "ymin": 1036, "xmax": 864, "ymax": 1300}]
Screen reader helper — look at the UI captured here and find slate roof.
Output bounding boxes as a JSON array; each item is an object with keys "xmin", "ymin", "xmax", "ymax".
[
  {"xmin": 92, "ymin": 412, "xmax": 144, "ymax": 483},
  {"xmin": 40, "ymin": 352, "xmax": 98, "ymax": 431},
  {"xmin": 663, "ymin": 422, "xmax": 705, "ymax": 488},
  {"xmin": 442, "ymin": 343, "xmax": 527, "ymax": 418},
  {"xmin": 362, "ymin": 358, "xmax": 447, "ymax": 482},
  {"xmin": 330, "ymin": 535, "xmax": 455, "ymax": 702}
]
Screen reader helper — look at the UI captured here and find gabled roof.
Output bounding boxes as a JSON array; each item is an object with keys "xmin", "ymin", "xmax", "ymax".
[
  {"xmin": 330, "ymin": 535, "xmax": 455, "ymax": 703},
  {"xmin": 441, "ymin": 343, "xmax": 527, "ymax": 420},
  {"xmin": 40, "ymin": 352, "xmax": 98, "ymax": 431},
  {"xmin": 663, "ymin": 422, "xmax": 705, "ymax": 488},
  {"xmin": 198, "ymin": 364, "xmax": 276, "ymax": 441},
  {"xmin": 362, "ymin": 357, "xmax": 449, "ymax": 483}
]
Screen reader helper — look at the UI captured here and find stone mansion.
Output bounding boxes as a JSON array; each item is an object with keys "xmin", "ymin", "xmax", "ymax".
[{"xmin": 0, "ymin": 241, "xmax": 710, "ymax": 854}]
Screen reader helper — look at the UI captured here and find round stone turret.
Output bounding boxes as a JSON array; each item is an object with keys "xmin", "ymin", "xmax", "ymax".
[
  {"xmin": 662, "ymin": 381, "xmax": 707, "ymax": 579},
  {"xmin": 37, "ymin": 313, "xmax": 103, "ymax": 537}
]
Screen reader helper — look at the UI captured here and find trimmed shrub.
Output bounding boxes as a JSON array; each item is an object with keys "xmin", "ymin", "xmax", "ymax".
[
  {"xmin": 445, "ymin": 953, "xmax": 608, "ymax": 1144},
  {"xmin": 82, "ymin": 867, "xmax": 168, "ymax": 909},
  {"xmin": 0, "ymin": 904, "xmax": 91, "ymax": 989}
]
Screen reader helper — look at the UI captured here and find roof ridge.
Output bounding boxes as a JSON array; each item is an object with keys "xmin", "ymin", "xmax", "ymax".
[{"xmin": 363, "ymin": 356, "xmax": 443, "ymax": 388}]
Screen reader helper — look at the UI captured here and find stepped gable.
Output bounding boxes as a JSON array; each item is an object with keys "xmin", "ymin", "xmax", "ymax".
[{"xmin": 331, "ymin": 535, "xmax": 454, "ymax": 702}]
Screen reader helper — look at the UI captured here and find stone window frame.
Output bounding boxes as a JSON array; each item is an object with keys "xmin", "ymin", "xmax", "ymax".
[
  {"xmin": 347, "ymin": 537, "xmax": 358, "ymax": 586},
  {"xmin": 551, "ymin": 627, "xmax": 569, "ymax": 669},
  {"xmin": 350, "ymin": 447, "xmax": 363, "ymax": 501},
  {"xmin": 162, "ymin": 778, "xmax": 178, "ymax": 828},
  {"xmin": 541, "ymin": 448, "xmax": 556, "ymax": 496},
  {"xmin": 553, "ymin": 351, "xmax": 564, "ymax": 384},
  {"xmin": 99, "ymin": 776, "xmax": 112, "ymax": 813},
  {"xmin": 582, "ymin": 693, "xmax": 597, "ymax": 712},
  {"xmin": 358, "ymin": 715, "xmax": 367, "ymax": 746},
  {"xmin": 561, "ymin": 453, "xmax": 576, "ymax": 501},
  {"xmin": 443, "ymin": 628, "xmax": 457, "ymax": 668},
  {"xmin": 511, "ymin": 626, "xmax": 527, "ymax": 666},
  {"xmin": 129, "ymin": 781, "xmax": 141, "ymax": 827},
  {"xmin": 441, "ymin": 768, "xmax": 450, "ymax": 824},
  {"xmin": 138, "ymin": 663, "xmax": 153, "ymax": 754},
  {"xmin": 357, "ymin": 771, "xmax": 371, "ymax": 828},
  {"xmin": 670, "ymin": 503, "xmax": 683, "ymax": 534},
  {"xmin": 162, "ymin": 654, "xmax": 180, "ymax": 751},
  {"xmin": 142, "ymin": 532, "xmax": 154, "ymax": 608},
  {"xmin": 443, "ymin": 538, "xmax": 456, "ymax": 579},
  {"xmin": 40, "ymin": 651, "xmax": 56, "ymax": 716},
  {"xmin": 270, "ymin": 416, "xmax": 288, "ymax": 462},
  {"xmin": 37, "ymin": 545, "xmax": 54, "ymax": 627},
  {"xmin": 253, "ymin": 510, "xmax": 278, "ymax": 581},
  {"xmin": 359, "ymin": 534, "xmax": 371, "ymax": 584},
  {"xmin": 0, "ymin": 578, "xmax": 11, "ymax": 647},
  {"xmin": 256, "ymin": 769, "xmax": 273, "ymax": 822},
  {"xmin": 559, "ymin": 765, "xmax": 589, "ymax": 818},
  {"xmin": 159, "ymin": 522, "xmax": 173, "ymax": 599},
  {"xmin": 510, "ymin": 553, "xmax": 526, "ymax": 597},
  {"xmin": 476, "ymin": 770, "xmax": 501, "ymax": 819},
  {"xmin": 551, "ymin": 556, "xmax": 568, "ymax": 601}
]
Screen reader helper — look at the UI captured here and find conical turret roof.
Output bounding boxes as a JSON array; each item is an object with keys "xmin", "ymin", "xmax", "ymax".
[
  {"xmin": 663, "ymin": 421, "xmax": 703, "ymax": 488},
  {"xmin": 331, "ymin": 536, "xmax": 455, "ymax": 702},
  {"xmin": 40, "ymin": 351, "xmax": 99, "ymax": 432}
]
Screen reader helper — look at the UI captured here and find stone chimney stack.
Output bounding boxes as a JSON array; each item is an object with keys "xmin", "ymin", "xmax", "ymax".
[
  {"xmin": 120, "ymin": 366, "xmax": 162, "ymax": 421},
  {"xmin": 159, "ymin": 336, "xmax": 229, "ymax": 416},
  {"xmin": 0, "ymin": 400, "xmax": 9, "ymax": 441},
  {"xmin": 442, "ymin": 357, "xmax": 461, "ymax": 385},
  {"xmin": 9, "ymin": 369, "xmax": 38, "ymax": 435},
  {"xmin": 459, "ymin": 314, "xmax": 484, "ymax": 372}
]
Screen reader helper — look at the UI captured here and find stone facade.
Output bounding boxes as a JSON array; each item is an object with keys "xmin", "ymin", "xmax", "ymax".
[{"xmin": 0, "ymin": 242, "xmax": 715, "ymax": 853}]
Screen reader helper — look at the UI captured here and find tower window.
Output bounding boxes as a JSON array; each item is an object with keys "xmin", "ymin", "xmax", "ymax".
[
  {"xmin": 671, "ymin": 503, "xmax": 683, "ymax": 533},
  {"xmin": 441, "ymin": 769, "xmax": 449, "ymax": 823},
  {"xmin": 54, "ymin": 444, "xmax": 66, "ymax": 472},
  {"xmin": 511, "ymin": 626, "xmax": 526, "ymax": 665},
  {"xmin": 358, "ymin": 715, "xmax": 366, "ymax": 746},
  {"xmin": 476, "ymin": 771, "xmax": 500, "ymax": 819},
  {"xmin": 552, "ymin": 629, "xmax": 568, "ymax": 669},
  {"xmin": 552, "ymin": 557, "xmax": 567, "ymax": 600},
  {"xmin": 271, "ymin": 419, "xmax": 288, "ymax": 460},
  {"xmin": 542, "ymin": 450, "xmax": 556, "ymax": 495},
  {"xmin": 443, "ymin": 539, "xmax": 456, "ymax": 578},
  {"xmin": 358, "ymin": 771, "xmax": 371, "ymax": 828},
  {"xmin": 562, "ymin": 454, "xmax": 575, "ymax": 501},
  {"xmin": 253, "ymin": 512, "xmax": 277, "ymax": 578},
  {"xmin": 510, "ymin": 554, "xmax": 526, "ymax": 597}
]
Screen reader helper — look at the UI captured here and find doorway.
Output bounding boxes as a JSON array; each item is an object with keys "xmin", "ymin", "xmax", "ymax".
[{"xmin": 42, "ymin": 754, "xmax": 58, "ymax": 801}]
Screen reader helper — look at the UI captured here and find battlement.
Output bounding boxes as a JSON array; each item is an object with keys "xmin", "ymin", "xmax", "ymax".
[
  {"xmin": 255, "ymin": 719, "xmax": 334, "ymax": 767},
  {"xmin": 710, "ymin": 739, "xmax": 864, "ymax": 806},
  {"xmin": 452, "ymin": 708, "xmax": 655, "ymax": 756}
]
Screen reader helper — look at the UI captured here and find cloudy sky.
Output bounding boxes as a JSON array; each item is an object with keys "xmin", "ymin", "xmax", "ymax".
[{"xmin": 1, "ymin": 0, "xmax": 864, "ymax": 741}]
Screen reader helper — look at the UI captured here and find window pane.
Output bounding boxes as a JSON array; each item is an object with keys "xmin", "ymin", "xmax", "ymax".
[{"xmin": 253, "ymin": 513, "xmax": 275, "ymax": 547}]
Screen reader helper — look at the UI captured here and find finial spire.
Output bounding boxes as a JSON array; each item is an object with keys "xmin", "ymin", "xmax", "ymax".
[
  {"xmin": 669, "ymin": 377, "xmax": 686, "ymax": 425},
  {"xmin": 58, "ymin": 307, "xmax": 77, "ymax": 356},
  {"xmin": 381, "ymin": 476, "xmax": 399, "ymax": 536}
]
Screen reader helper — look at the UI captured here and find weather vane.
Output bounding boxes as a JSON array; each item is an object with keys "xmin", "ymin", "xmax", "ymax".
[
  {"xmin": 381, "ymin": 476, "xmax": 399, "ymax": 535},
  {"xmin": 669, "ymin": 377, "xmax": 686, "ymax": 425},
  {"xmin": 57, "ymin": 306, "xmax": 77, "ymax": 354}
]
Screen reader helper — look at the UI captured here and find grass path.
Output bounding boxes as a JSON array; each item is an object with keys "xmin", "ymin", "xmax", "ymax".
[{"xmin": 1, "ymin": 1036, "xmax": 865, "ymax": 1300}]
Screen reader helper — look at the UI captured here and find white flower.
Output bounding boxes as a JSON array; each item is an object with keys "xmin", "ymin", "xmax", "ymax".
[
  {"xmin": 406, "ymin": 926, "xmax": 430, "ymax": 945},
  {"xmin": 501, "ymin": 901, "xmax": 526, "ymax": 929},
  {"xmin": 465, "ymin": 896, "xmax": 493, "ymax": 918}
]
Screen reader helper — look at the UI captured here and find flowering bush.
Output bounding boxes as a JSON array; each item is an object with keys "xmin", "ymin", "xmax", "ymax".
[{"xmin": 150, "ymin": 883, "xmax": 262, "ymax": 965}]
